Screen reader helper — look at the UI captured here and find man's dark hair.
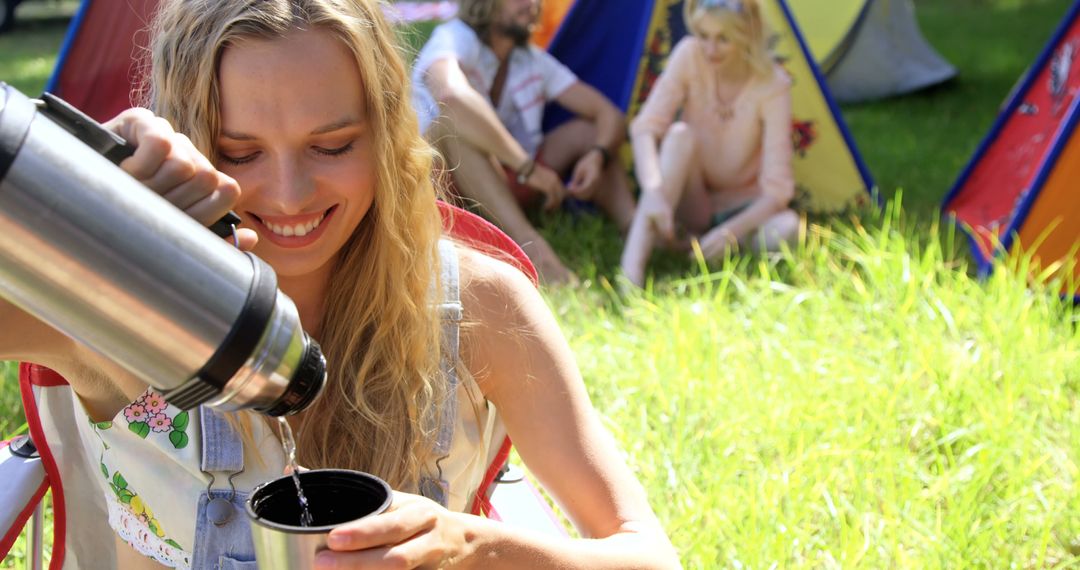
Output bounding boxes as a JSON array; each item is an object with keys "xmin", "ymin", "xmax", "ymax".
[{"xmin": 459, "ymin": 0, "xmax": 500, "ymax": 39}]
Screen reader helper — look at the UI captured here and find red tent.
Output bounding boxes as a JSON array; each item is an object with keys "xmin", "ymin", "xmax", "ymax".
[{"xmin": 46, "ymin": 0, "xmax": 158, "ymax": 121}]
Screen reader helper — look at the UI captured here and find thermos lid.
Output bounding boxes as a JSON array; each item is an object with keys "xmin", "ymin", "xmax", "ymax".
[{"xmin": 259, "ymin": 340, "xmax": 327, "ymax": 417}]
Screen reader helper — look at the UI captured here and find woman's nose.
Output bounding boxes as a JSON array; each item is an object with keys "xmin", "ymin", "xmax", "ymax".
[{"xmin": 266, "ymin": 157, "xmax": 316, "ymax": 214}]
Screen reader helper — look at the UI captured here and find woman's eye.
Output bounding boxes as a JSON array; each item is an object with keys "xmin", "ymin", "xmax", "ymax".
[
  {"xmin": 219, "ymin": 151, "xmax": 259, "ymax": 165},
  {"xmin": 314, "ymin": 141, "xmax": 355, "ymax": 157}
]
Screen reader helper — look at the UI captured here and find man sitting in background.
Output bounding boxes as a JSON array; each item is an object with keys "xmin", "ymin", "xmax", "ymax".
[{"xmin": 412, "ymin": 0, "xmax": 635, "ymax": 283}]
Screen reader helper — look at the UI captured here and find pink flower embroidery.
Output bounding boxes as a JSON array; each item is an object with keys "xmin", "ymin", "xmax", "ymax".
[
  {"xmin": 143, "ymin": 392, "xmax": 168, "ymax": 415},
  {"xmin": 148, "ymin": 414, "xmax": 172, "ymax": 433},
  {"xmin": 124, "ymin": 404, "xmax": 148, "ymax": 423}
]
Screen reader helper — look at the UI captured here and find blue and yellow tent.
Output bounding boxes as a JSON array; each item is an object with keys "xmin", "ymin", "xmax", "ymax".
[{"xmin": 545, "ymin": 0, "xmax": 875, "ymax": 213}]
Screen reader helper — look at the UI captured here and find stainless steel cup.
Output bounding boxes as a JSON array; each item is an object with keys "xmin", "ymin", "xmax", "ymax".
[{"xmin": 245, "ymin": 469, "xmax": 393, "ymax": 569}]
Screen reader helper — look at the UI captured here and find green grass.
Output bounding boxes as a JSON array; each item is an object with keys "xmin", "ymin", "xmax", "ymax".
[
  {"xmin": 547, "ymin": 202, "xmax": 1080, "ymax": 568},
  {"xmin": 0, "ymin": 3, "xmax": 73, "ymax": 95},
  {"xmin": 3, "ymin": 0, "xmax": 1080, "ymax": 568}
]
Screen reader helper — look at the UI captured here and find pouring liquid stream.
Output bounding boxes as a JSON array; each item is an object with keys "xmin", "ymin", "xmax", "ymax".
[{"xmin": 277, "ymin": 416, "xmax": 314, "ymax": 527}]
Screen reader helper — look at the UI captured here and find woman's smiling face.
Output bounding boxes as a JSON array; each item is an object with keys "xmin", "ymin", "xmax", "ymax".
[{"xmin": 216, "ymin": 27, "xmax": 376, "ymax": 280}]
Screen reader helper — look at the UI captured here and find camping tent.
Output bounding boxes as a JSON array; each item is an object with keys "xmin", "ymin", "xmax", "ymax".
[
  {"xmin": 546, "ymin": 0, "xmax": 875, "ymax": 213},
  {"xmin": 943, "ymin": 1, "xmax": 1080, "ymax": 300},
  {"xmin": 538, "ymin": 0, "xmax": 955, "ymax": 104},
  {"xmin": 45, "ymin": 0, "xmax": 157, "ymax": 122},
  {"xmin": 788, "ymin": 0, "xmax": 956, "ymax": 103}
]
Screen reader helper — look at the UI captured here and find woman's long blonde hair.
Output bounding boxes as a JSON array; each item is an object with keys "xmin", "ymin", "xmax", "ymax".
[
  {"xmin": 145, "ymin": 0, "xmax": 446, "ymax": 491},
  {"xmin": 684, "ymin": 0, "xmax": 774, "ymax": 78}
]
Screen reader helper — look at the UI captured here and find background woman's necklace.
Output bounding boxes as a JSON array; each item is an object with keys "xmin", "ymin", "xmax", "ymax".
[
  {"xmin": 715, "ymin": 82, "xmax": 745, "ymax": 122},
  {"xmin": 714, "ymin": 69, "xmax": 749, "ymax": 122}
]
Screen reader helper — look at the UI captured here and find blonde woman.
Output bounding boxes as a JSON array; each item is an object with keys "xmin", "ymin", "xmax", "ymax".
[
  {"xmin": 0, "ymin": 0, "xmax": 679, "ymax": 568},
  {"xmin": 620, "ymin": 0, "xmax": 800, "ymax": 287}
]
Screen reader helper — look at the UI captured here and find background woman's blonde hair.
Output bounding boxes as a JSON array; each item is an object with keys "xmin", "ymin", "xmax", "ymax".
[
  {"xmin": 684, "ymin": 0, "xmax": 774, "ymax": 78},
  {"xmin": 146, "ymin": 0, "xmax": 446, "ymax": 491}
]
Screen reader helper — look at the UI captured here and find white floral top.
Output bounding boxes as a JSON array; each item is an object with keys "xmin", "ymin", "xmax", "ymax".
[
  {"xmin": 69, "ymin": 371, "xmax": 503, "ymax": 568},
  {"xmin": 72, "ymin": 388, "xmax": 286, "ymax": 568}
]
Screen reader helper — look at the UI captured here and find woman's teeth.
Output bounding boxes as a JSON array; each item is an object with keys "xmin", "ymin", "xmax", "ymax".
[{"xmin": 266, "ymin": 213, "xmax": 325, "ymax": 237}]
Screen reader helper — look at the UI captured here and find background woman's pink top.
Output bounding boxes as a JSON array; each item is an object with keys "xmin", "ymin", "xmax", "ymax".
[{"xmin": 631, "ymin": 37, "xmax": 795, "ymax": 211}]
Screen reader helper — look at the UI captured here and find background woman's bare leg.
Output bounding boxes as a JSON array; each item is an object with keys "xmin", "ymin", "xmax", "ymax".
[{"xmin": 620, "ymin": 122, "xmax": 698, "ymax": 286}]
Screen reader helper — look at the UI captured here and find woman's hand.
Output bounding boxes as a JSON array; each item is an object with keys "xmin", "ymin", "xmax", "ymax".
[
  {"xmin": 315, "ymin": 491, "xmax": 471, "ymax": 570},
  {"xmin": 695, "ymin": 225, "xmax": 738, "ymax": 260},
  {"xmin": 104, "ymin": 108, "xmax": 258, "ymax": 250},
  {"xmin": 638, "ymin": 191, "xmax": 676, "ymax": 243}
]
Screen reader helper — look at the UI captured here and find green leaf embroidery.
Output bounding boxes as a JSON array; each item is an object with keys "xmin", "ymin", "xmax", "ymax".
[
  {"xmin": 118, "ymin": 490, "xmax": 134, "ymax": 504},
  {"xmin": 95, "ymin": 421, "xmax": 112, "ymax": 430},
  {"xmin": 171, "ymin": 411, "xmax": 189, "ymax": 431},
  {"xmin": 113, "ymin": 472, "xmax": 128, "ymax": 490},
  {"xmin": 128, "ymin": 421, "xmax": 150, "ymax": 439},
  {"xmin": 100, "ymin": 462, "xmax": 109, "ymax": 479},
  {"xmin": 109, "ymin": 483, "xmax": 121, "ymax": 496},
  {"xmin": 169, "ymin": 430, "xmax": 189, "ymax": 449},
  {"xmin": 148, "ymin": 520, "xmax": 160, "ymax": 535},
  {"xmin": 164, "ymin": 539, "xmax": 183, "ymax": 550}
]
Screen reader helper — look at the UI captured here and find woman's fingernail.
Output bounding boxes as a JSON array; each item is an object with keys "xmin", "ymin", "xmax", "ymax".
[{"xmin": 327, "ymin": 533, "xmax": 346, "ymax": 549}]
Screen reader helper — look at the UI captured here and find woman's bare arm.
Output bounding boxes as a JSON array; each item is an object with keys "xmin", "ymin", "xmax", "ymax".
[{"xmin": 458, "ymin": 249, "xmax": 681, "ymax": 569}]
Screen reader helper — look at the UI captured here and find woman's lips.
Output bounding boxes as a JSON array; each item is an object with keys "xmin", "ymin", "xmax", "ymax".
[{"xmin": 251, "ymin": 206, "xmax": 336, "ymax": 248}]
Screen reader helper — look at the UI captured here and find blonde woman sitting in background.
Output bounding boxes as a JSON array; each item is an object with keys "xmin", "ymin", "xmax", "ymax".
[{"xmin": 621, "ymin": 0, "xmax": 800, "ymax": 287}]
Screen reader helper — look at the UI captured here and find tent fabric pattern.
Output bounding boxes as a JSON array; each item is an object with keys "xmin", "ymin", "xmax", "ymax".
[
  {"xmin": 944, "ymin": 0, "xmax": 1080, "ymax": 299},
  {"xmin": 549, "ymin": 0, "xmax": 874, "ymax": 213}
]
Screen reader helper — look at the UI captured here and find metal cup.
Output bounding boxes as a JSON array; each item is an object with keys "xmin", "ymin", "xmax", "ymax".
[{"xmin": 245, "ymin": 469, "xmax": 392, "ymax": 569}]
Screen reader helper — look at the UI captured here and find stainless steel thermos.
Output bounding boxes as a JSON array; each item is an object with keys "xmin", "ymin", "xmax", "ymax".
[{"xmin": 0, "ymin": 82, "xmax": 325, "ymax": 415}]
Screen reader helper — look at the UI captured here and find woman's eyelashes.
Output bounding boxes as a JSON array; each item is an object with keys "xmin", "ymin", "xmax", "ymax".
[
  {"xmin": 313, "ymin": 141, "xmax": 356, "ymax": 157},
  {"xmin": 219, "ymin": 150, "xmax": 259, "ymax": 165},
  {"xmin": 217, "ymin": 141, "xmax": 356, "ymax": 165}
]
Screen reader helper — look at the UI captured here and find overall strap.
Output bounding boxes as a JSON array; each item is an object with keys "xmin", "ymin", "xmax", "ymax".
[
  {"xmin": 418, "ymin": 239, "xmax": 462, "ymax": 507},
  {"xmin": 199, "ymin": 408, "xmax": 244, "ymax": 475},
  {"xmin": 434, "ymin": 238, "xmax": 462, "ymax": 456},
  {"xmin": 193, "ymin": 408, "xmax": 256, "ymax": 567}
]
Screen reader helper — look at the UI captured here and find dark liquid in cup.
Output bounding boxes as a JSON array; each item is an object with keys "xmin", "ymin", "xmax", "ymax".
[{"xmin": 249, "ymin": 469, "xmax": 392, "ymax": 528}]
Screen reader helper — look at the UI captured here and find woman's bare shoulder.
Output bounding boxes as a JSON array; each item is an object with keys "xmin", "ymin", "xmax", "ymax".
[
  {"xmin": 746, "ymin": 64, "xmax": 792, "ymax": 106},
  {"xmin": 766, "ymin": 63, "xmax": 793, "ymax": 92},
  {"xmin": 456, "ymin": 245, "xmax": 539, "ymax": 320},
  {"xmin": 668, "ymin": 36, "xmax": 699, "ymax": 69}
]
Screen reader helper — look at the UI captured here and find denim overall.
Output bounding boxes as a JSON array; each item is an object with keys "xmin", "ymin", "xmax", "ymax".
[{"xmin": 188, "ymin": 240, "xmax": 461, "ymax": 568}]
